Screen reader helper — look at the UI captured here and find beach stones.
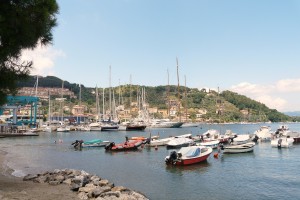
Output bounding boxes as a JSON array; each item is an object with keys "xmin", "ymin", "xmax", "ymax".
[{"xmin": 23, "ymin": 168, "xmax": 149, "ymax": 200}]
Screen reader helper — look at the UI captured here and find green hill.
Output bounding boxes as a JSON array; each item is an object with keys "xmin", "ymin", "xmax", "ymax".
[{"xmin": 17, "ymin": 75, "xmax": 292, "ymax": 122}]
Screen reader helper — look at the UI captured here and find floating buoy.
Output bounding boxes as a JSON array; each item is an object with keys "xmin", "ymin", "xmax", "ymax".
[
  {"xmin": 214, "ymin": 153, "xmax": 219, "ymax": 158},
  {"xmin": 155, "ymin": 145, "xmax": 158, "ymax": 150}
]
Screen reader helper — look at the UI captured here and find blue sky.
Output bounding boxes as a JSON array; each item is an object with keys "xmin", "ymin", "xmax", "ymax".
[{"xmin": 22, "ymin": 0, "xmax": 300, "ymax": 112}]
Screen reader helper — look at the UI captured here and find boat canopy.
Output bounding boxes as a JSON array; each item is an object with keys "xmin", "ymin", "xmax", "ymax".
[
  {"xmin": 178, "ymin": 147, "xmax": 201, "ymax": 158},
  {"xmin": 83, "ymin": 139, "xmax": 103, "ymax": 144}
]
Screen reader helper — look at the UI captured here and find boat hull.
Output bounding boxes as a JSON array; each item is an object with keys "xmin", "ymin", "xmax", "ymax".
[
  {"xmin": 223, "ymin": 142, "xmax": 255, "ymax": 153},
  {"xmin": 126, "ymin": 125, "xmax": 147, "ymax": 131},
  {"xmin": 175, "ymin": 154, "xmax": 210, "ymax": 165}
]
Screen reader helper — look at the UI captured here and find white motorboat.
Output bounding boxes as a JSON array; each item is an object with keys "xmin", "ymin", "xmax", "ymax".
[
  {"xmin": 196, "ymin": 139, "xmax": 219, "ymax": 149},
  {"xmin": 254, "ymin": 126, "xmax": 272, "ymax": 141},
  {"xmin": 221, "ymin": 142, "xmax": 256, "ymax": 153},
  {"xmin": 149, "ymin": 133, "xmax": 192, "ymax": 147},
  {"xmin": 271, "ymin": 137, "xmax": 294, "ymax": 148},
  {"xmin": 230, "ymin": 134, "xmax": 252, "ymax": 145},
  {"xmin": 166, "ymin": 137, "xmax": 195, "ymax": 148}
]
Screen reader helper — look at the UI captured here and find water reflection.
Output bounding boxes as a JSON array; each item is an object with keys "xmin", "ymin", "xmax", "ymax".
[{"xmin": 165, "ymin": 160, "xmax": 211, "ymax": 175}]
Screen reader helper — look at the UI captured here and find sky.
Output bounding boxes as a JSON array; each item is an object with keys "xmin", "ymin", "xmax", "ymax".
[{"xmin": 21, "ymin": 0, "xmax": 300, "ymax": 112}]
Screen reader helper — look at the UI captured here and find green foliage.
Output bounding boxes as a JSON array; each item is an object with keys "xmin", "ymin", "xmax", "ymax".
[
  {"xmin": 15, "ymin": 75, "xmax": 292, "ymax": 123},
  {"xmin": 0, "ymin": 0, "xmax": 59, "ymax": 105}
]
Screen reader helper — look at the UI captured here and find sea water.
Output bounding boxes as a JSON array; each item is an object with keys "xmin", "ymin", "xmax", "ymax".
[{"xmin": 1, "ymin": 123, "xmax": 300, "ymax": 200}]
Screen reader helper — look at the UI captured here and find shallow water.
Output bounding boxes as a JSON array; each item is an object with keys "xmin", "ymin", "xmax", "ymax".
[{"xmin": 1, "ymin": 123, "xmax": 300, "ymax": 200}]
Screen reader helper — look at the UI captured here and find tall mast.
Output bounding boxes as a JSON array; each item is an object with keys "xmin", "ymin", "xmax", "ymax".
[
  {"xmin": 185, "ymin": 75, "xmax": 187, "ymax": 122},
  {"xmin": 167, "ymin": 69, "xmax": 170, "ymax": 118},
  {"xmin": 118, "ymin": 79, "xmax": 121, "ymax": 106},
  {"xmin": 130, "ymin": 74, "xmax": 132, "ymax": 117},
  {"xmin": 48, "ymin": 90, "xmax": 51, "ymax": 122},
  {"xmin": 176, "ymin": 58, "xmax": 181, "ymax": 122},
  {"xmin": 109, "ymin": 65, "xmax": 112, "ymax": 118},
  {"xmin": 102, "ymin": 88, "xmax": 105, "ymax": 120},
  {"xmin": 79, "ymin": 84, "xmax": 81, "ymax": 106}
]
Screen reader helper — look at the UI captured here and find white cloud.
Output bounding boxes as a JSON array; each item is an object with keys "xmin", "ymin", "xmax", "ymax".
[
  {"xmin": 21, "ymin": 44, "xmax": 65, "ymax": 76},
  {"xmin": 230, "ymin": 81, "xmax": 289, "ymax": 111},
  {"xmin": 230, "ymin": 82, "xmax": 274, "ymax": 95},
  {"xmin": 276, "ymin": 79, "xmax": 300, "ymax": 92}
]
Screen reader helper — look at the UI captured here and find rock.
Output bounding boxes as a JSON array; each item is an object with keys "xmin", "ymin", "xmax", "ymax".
[
  {"xmin": 99, "ymin": 179, "xmax": 109, "ymax": 186},
  {"xmin": 23, "ymin": 174, "xmax": 38, "ymax": 181},
  {"xmin": 63, "ymin": 178, "xmax": 72, "ymax": 185},
  {"xmin": 70, "ymin": 182, "xmax": 81, "ymax": 191},
  {"xmin": 33, "ymin": 175, "xmax": 49, "ymax": 183},
  {"xmin": 53, "ymin": 169, "xmax": 61, "ymax": 174},
  {"xmin": 100, "ymin": 191, "xmax": 121, "ymax": 198},
  {"xmin": 78, "ymin": 192, "xmax": 89, "ymax": 200},
  {"xmin": 92, "ymin": 186, "xmax": 111, "ymax": 198},
  {"xmin": 55, "ymin": 175, "xmax": 65, "ymax": 183},
  {"xmin": 111, "ymin": 186, "xmax": 129, "ymax": 192},
  {"xmin": 78, "ymin": 184, "xmax": 97, "ymax": 193}
]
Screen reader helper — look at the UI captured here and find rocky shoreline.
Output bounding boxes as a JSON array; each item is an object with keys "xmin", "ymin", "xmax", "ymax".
[{"xmin": 23, "ymin": 168, "xmax": 149, "ymax": 200}]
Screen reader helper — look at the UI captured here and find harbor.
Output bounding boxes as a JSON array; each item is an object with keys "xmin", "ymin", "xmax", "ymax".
[{"xmin": 1, "ymin": 123, "xmax": 300, "ymax": 200}]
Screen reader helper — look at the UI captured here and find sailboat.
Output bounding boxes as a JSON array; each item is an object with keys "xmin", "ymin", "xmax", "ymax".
[
  {"xmin": 56, "ymin": 80, "xmax": 70, "ymax": 132},
  {"xmin": 100, "ymin": 66, "xmax": 119, "ymax": 131},
  {"xmin": 151, "ymin": 59, "xmax": 184, "ymax": 128}
]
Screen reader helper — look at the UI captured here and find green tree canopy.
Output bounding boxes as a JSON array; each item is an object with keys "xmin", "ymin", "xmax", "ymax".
[{"xmin": 0, "ymin": 0, "xmax": 59, "ymax": 105}]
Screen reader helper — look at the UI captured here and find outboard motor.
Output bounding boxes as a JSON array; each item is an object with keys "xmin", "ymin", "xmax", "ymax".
[
  {"xmin": 105, "ymin": 142, "xmax": 115, "ymax": 150},
  {"xmin": 72, "ymin": 140, "xmax": 83, "ymax": 149},
  {"xmin": 277, "ymin": 139, "xmax": 282, "ymax": 149},
  {"xmin": 253, "ymin": 135, "xmax": 259, "ymax": 143},
  {"xmin": 165, "ymin": 151, "xmax": 178, "ymax": 165},
  {"xmin": 219, "ymin": 143, "xmax": 224, "ymax": 150},
  {"xmin": 143, "ymin": 138, "xmax": 151, "ymax": 145}
]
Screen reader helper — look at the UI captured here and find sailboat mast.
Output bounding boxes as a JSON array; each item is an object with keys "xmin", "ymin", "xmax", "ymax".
[
  {"xmin": 167, "ymin": 69, "xmax": 170, "ymax": 118},
  {"xmin": 48, "ymin": 90, "xmax": 51, "ymax": 122},
  {"xmin": 102, "ymin": 88, "xmax": 105, "ymax": 120},
  {"xmin": 109, "ymin": 65, "xmax": 112, "ymax": 118},
  {"xmin": 176, "ymin": 58, "xmax": 181, "ymax": 122},
  {"xmin": 185, "ymin": 75, "xmax": 187, "ymax": 122}
]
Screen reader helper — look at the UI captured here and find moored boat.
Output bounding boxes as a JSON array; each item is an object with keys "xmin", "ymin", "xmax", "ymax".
[
  {"xmin": 165, "ymin": 146, "xmax": 212, "ymax": 165},
  {"xmin": 105, "ymin": 138, "xmax": 150, "ymax": 151},
  {"xmin": 166, "ymin": 137, "xmax": 195, "ymax": 149},
  {"xmin": 149, "ymin": 133, "xmax": 192, "ymax": 147},
  {"xmin": 72, "ymin": 139, "xmax": 110, "ymax": 148},
  {"xmin": 196, "ymin": 139, "xmax": 219, "ymax": 149},
  {"xmin": 271, "ymin": 137, "xmax": 294, "ymax": 148},
  {"xmin": 221, "ymin": 142, "xmax": 256, "ymax": 153}
]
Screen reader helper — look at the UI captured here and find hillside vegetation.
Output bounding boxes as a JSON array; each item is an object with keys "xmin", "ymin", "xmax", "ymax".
[{"xmin": 17, "ymin": 76, "xmax": 296, "ymax": 122}]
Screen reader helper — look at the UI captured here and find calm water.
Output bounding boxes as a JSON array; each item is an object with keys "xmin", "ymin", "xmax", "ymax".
[{"xmin": 1, "ymin": 123, "xmax": 300, "ymax": 200}]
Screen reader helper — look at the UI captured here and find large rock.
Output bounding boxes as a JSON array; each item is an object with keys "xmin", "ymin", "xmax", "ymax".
[{"xmin": 23, "ymin": 174, "xmax": 38, "ymax": 181}]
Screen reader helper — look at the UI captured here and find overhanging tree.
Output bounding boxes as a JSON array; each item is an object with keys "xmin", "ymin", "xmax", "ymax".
[{"xmin": 0, "ymin": 0, "xmax": 59, "ymax": 105}]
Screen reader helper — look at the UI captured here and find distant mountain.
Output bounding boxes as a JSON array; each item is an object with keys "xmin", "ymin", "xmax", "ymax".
[{"xmin": 284, "ymin": 111, "xmax": 300, "ymax": 117}]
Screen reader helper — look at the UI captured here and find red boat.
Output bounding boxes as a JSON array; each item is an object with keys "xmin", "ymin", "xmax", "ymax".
[
  {"xmin": 105, "ymin": 138, "xmax": 150, "ymax": 151},
  {"xmin": 165, "ymin": 146, "xmax": 212, "ymax": 165}
]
